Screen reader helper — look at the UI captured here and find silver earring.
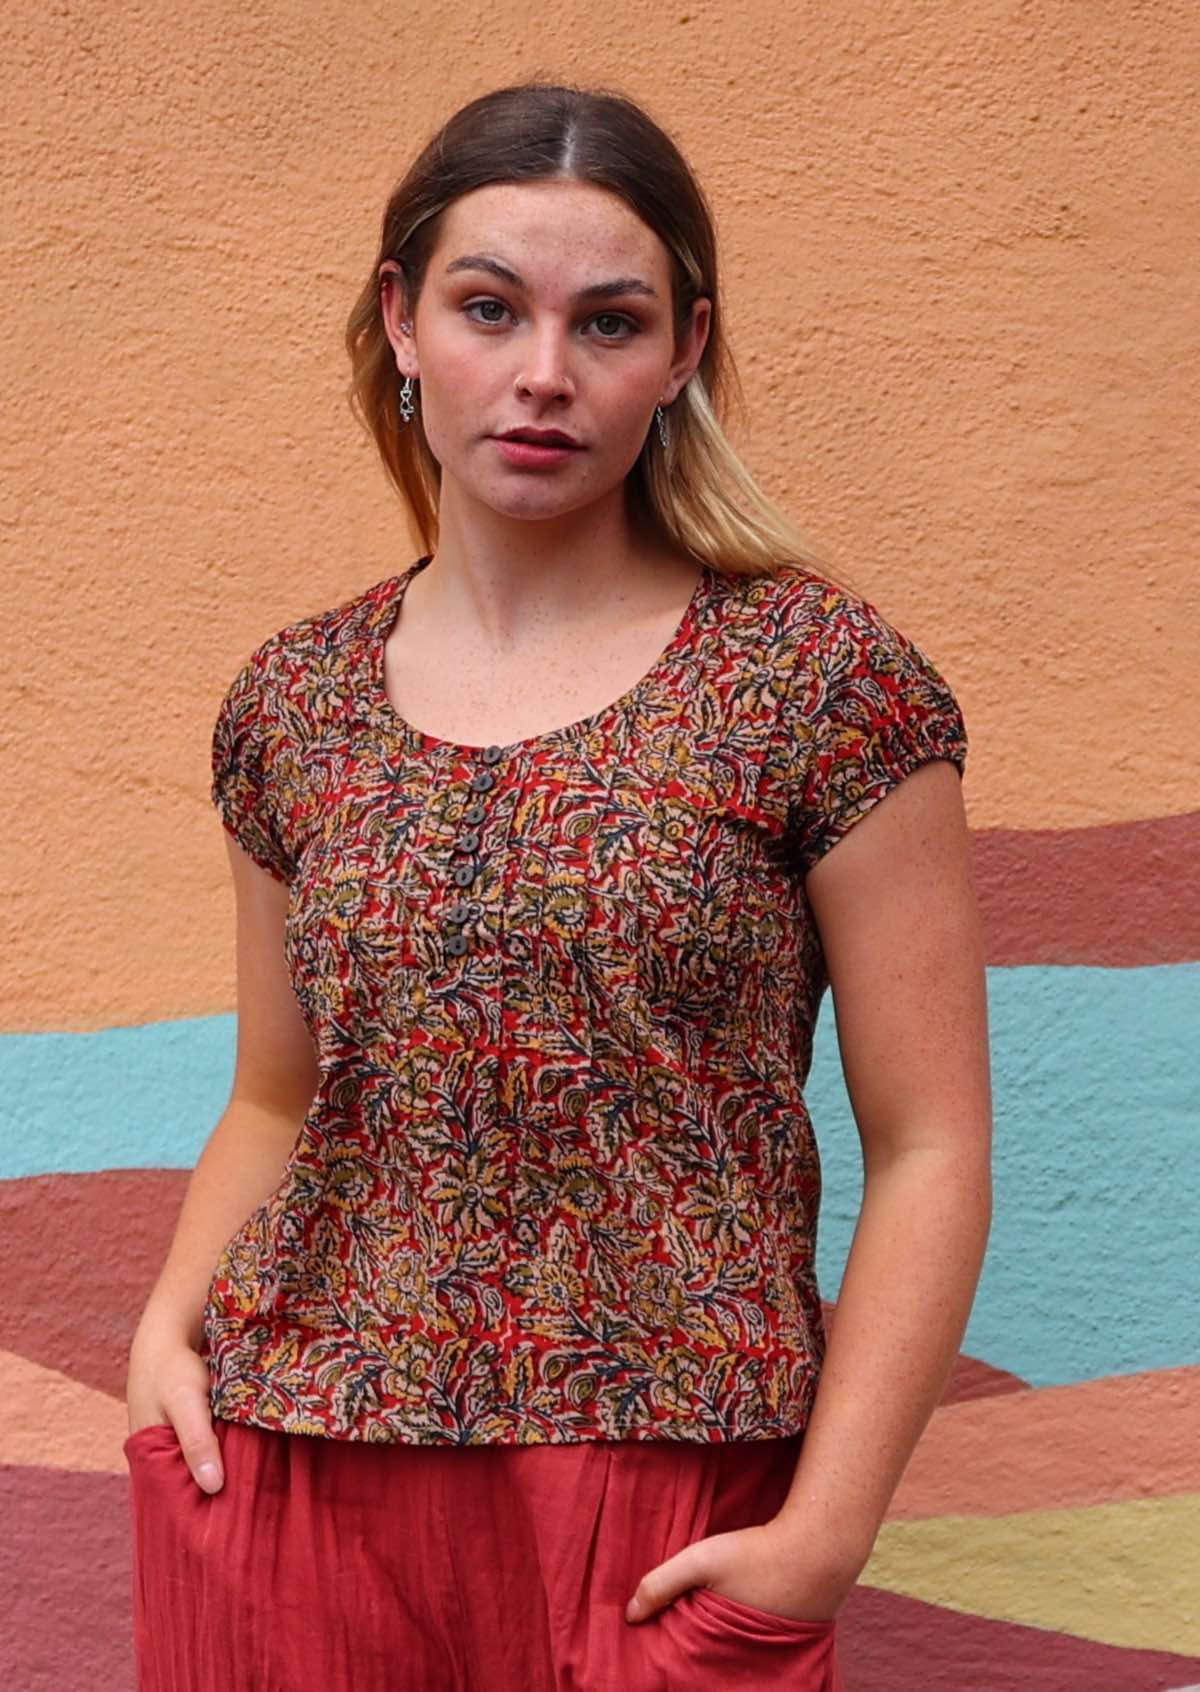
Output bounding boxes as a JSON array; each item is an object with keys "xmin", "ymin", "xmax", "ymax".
[
  {"xmin": 655, "ymin": 403, "xmax": 669, "ymax": 448},
  {"xmin": 399, "ymin": 375, "xmax": 416, "ymax": 424}
]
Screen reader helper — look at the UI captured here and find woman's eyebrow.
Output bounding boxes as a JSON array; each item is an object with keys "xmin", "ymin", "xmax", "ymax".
[{"xmin": 444, "ymin": 253, "xmax": 658, "ymax": 302}]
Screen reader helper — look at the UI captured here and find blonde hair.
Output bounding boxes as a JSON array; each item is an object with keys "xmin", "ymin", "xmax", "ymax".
[{"xmin": 345, "ymin": 79, "xmax": 860, "ymax": 594}]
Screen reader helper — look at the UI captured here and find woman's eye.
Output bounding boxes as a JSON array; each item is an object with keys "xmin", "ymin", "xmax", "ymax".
[
  {"xmin": 461, "ymin": 299, "xmax": 638, "ymax": 339},
  {"xmin": 464, "ymin": 298, "xmax": 510, "ymax": 325},
  {"xmin": 592, "ymin": 313, "xmax": 637, "ymax": 339}
]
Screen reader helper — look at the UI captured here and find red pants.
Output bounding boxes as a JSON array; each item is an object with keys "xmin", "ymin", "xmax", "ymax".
[{"xmin": 125, "ymin": 1417, "xmax": 845, "ymax": 1690}]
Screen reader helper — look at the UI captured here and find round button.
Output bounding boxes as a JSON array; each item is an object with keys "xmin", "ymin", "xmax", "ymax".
[
  {"xmin": 446, "ymin": 900, "xmax": 471, "ymax": 924},
  {"xmin": 453, "ymin": 862, "xmax": 479, "ymax": 888},
  {"xmin": 454, "ymin": 830, "xmax": 480, "ymax": 854},
  {"xmin": 481, "ymin": 745, "xmax": 504, "ymax": 765},
  {"xmin": 445, "ymin": 933, "xmax": 469, "ymax": 957},
  {"xmin": 469, "ymin": 770, "xmax": 496, "ymax": 794},
  {"xmin": 464, "ymin": 803, "xmax": 486, "ymax": 825}
]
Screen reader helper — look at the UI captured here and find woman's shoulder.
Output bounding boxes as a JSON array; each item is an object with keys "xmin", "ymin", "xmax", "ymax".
[
  {"xmin": 232, "ymin": 572, "xmax": 394, "ymax": 679},
  {"xmin": 742, "ymin": 561, "xmax": 956, "ymax": 687},
  {"xmin": 215, "ymin": 567, "xmax": 405, "ymax": 729},
  {"xmin": 746, "ymin": 559, "xmax": 898, "ymax": 629}
]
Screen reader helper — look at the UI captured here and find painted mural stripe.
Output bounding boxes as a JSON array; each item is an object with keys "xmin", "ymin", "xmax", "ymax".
[
  {"xmin": 843, "ymin": 1582, "xmax": 1200, "ymax": 1690},
  {"xmin": 0, "ymin": 1012, "xmax": 236, "ymax": 1180},
  {"xmin": 1, "ymin": 1349, "xmax": 128, "ymax": 1471},
  {"xmin": 885, "ymin": 1365, "xmax": 1200, "ymax": 1519},
  {"xmin": 863, "ymin": 1493, "xmax": 1200, "ymax": 1655},
  {"xmin": 0, "ymin": 1168, "xmax": 186, "ymax": 1400},
  {"xmin": 2, "ymin": 1466, "xmax": 137, "ymax": 1690},
  {"xmin": 974, "ymin": 809, "xmax": 1200, "ymax": 965},
  {"xmin": 812, "ymin": 958, "xmax": 1200, "ymax": 1388}
]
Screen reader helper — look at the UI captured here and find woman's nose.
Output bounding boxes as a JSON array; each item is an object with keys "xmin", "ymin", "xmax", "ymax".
[{"xmin": 515, "ymin": 327, "xmax": 575, "ymax": 399}]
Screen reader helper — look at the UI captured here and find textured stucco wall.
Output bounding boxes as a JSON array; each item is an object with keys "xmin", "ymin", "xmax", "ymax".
[{"xmin": 3, "ymin": 2, "xmax": 1198, "ymax": 1688}]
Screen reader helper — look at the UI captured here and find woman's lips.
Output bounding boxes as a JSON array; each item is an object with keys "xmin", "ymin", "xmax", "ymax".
[{"xmin": 492, "ymin": 437, "xmax": 583, "ymax": 467}]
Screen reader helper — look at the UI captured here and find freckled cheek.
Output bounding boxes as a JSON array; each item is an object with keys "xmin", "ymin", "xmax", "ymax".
[
  {"xmin": 414, "ymin": 368, "xmax": 490, "ymax": 460},
  {"xmin": 415, "ymin": 335, "xmax": 491, "ymax": 412},
  {"xmin": 594, "ymin": 398, "xmax": 660, "ymax": 475}
]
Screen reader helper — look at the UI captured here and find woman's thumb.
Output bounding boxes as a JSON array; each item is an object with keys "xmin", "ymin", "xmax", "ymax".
[{"xmin": 175, "ymin": 1406, "xmax": 224, "ymax": 1493}]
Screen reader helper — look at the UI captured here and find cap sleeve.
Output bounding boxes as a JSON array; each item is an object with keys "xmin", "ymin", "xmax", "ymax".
[
  {"xmin": 210, "ymin": 646, "xmax": 297, "ymax": 884},
  {"xmin": 782, "ymin": 593, "xmax": 968, "ymax": 877}
]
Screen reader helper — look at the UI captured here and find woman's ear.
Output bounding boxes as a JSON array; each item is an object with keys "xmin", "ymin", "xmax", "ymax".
[
  {"xmin": 378, "ymin": 262, "xmax": 417, "ymax": 376},
  {"xmin": 662, "ymin": 296, "xmax": 711, "ymax": 406}
]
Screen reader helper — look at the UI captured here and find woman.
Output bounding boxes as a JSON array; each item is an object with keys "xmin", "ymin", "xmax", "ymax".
[{"xmin": 124, "ymin": 79, "xmax": 992, "ymax": 1692}]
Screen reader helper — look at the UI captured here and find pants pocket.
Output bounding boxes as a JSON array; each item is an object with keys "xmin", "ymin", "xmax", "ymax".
[
  {"xmin": 658, "ymin": 1584, "xmax": 841, "ymax": 1690},
  {"xmin": 688, "ymin": 1583, "xmax": 838, "ymax": 1640},
  {"xmin": 123, "ymin": 1421, "xmax": 176, "ymax": 1462}
]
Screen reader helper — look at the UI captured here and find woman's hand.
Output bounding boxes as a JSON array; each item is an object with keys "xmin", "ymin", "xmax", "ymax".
[
  {"xmin": 624, "ymin": 1517, "xmax": 864, "ymax": 1626},
  {"xmin": 125, "ymin": 1321, "xmax": 224, "ymax": 1494}
]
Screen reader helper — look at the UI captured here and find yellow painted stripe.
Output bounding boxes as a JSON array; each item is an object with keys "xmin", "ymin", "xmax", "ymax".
[{"xmin": 864, "ymin": 1493, "xmax": 1200, "ymax": 1655}]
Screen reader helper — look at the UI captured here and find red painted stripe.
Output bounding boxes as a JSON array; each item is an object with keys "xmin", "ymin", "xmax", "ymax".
[
  {"xmin": 0, "ymin": 1168, "xmax": 187, "ymax": 1397},
  {"xmin": 973, "ymin": 810, "xmax": 1200, "ymax": 965},
  {"xmin": 840, "ymin": 1580, "xmax": 1200, "ymax": 1689}
]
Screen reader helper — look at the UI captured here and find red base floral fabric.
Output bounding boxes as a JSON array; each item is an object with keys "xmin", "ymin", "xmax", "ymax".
[{"xmin": 205, "ymin": 557, "xmax": 967, "ymax": 1445}]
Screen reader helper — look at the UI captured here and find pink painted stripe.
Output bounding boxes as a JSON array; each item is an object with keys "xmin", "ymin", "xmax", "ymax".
[{"xmin": 886, "ymin": 1365, "xmax": 1200, "ymax": 1519}]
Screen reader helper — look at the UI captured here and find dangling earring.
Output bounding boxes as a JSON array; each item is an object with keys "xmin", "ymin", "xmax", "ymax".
[
  {"xmin": 655, "ymin": 402, "xmax": 670, "ymax": 448},
  {"xmin": 397, "ymin": 312, "xmax": 418, "ymax": 423}
]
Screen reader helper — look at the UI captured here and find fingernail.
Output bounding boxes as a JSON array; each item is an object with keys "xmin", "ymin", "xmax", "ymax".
[
  {"xmin": 625, "ymin": 1598, "xmax": 643, "ymax": 1623},
  {"xmin": 196, "ymin": 1462, "xmax": 223, "ymax": 1493}
]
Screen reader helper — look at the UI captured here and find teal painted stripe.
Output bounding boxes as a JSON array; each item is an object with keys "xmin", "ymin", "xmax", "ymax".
[
  {"xmin": 0, "ymin": 1015, "xmax": 235, "ymax": 1180},
  {"xmin": 810, "ymin": 960, "xmax": 1200, "ymax": 1390},
  {"xmin": 1, "ymin": 962, "xmax": 1197, "ymax": 1390}
]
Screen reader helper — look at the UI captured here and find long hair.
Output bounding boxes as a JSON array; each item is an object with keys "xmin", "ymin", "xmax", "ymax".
[{"xmin": 344, "ymin": 79, "xmax": 858, "ymax": 592}]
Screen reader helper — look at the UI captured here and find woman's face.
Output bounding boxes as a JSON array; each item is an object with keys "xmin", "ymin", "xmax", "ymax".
[{"xmin": 379, "ymin": 179, "xmax": 710, "ymax": 525}]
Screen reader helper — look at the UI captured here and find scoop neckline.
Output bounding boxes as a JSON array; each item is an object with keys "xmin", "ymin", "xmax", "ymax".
[{"xmin": 362, "ymin": 554, "xmax": 712, "ymax": 756}]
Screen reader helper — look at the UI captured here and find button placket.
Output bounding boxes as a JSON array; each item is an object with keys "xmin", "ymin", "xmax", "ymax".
[{"xmin": 442, "ymin": 744, "xmax": 506, "ymax": 959}]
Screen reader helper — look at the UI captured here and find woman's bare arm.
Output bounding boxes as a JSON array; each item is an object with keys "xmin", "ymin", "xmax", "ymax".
[
  {"xmin": 770, "ymin": 756, "xmax": 994, "ymax": 1592},
  {"xmin": 124, "ymin": 830, "xmax": 320, "ymax": 1487}
]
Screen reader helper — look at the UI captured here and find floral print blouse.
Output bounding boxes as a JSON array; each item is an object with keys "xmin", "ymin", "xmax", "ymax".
[{"xmin": 203, "ymin": 554, "xmax": 968, "ymax": 1445}]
